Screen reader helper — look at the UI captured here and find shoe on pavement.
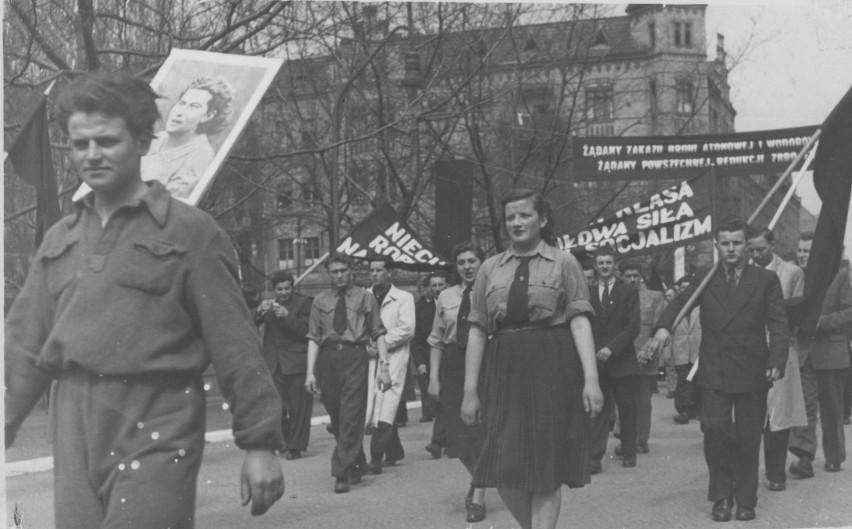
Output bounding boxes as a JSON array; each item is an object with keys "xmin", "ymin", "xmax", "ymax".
[
  {"xmin": 637, "ymin": 441, "xmax": 650, "ymax": 454},
  {"xmin": 767, "ymin": 481, "xmax": 785, "ymax": 491},
  {"xmin": 419, "ymin": 416, "xmax": 434, "ymax": 423},
  {"xmin": 622, "ymin": 456, "xmax": 637, "ymax": 468},
  {"xmin": 789, "ymin": 459, "xmax": 815, "ymax": 478},
  {"xmin": 735, "ymin": 506, "xmax": 756, "ymax": 521},
  {"xmin": 674, "ymin": 413, "xmax": 690, "ymax": 425},
  {"xmin": 383, "ymin": 456, "xmax": 402, "ymax": 467},
  {"xmin": 425, "ymin": 443, "xmax": 442, "ymax": 459},
  {"xmin": 284, "ymin": 450, "xmax": 301, "ymax": 460},
  {"xmin": 466, "ymin": 502, "xmax": 486, "ymax": 523},
  {"xmin": 368, "ymin": 459, "xmax": 383, "ymax": 475},
  {"xmin": 711, "ymin": 497, "xmax": 733, "ymax": 522},
  {"xmin": 613, "ymin": 444, "xmax": 624, "ymax": 458},
  {"xmin": 825, "ymin": 461, "xmax": 842, "ymax": 472},
  {"xmin": 334, "ymin": 478, "xmax": 350, "ymax": 493}
]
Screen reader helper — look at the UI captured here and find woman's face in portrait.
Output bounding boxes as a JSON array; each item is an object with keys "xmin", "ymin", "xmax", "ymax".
[
  {"xmin": 166, "ymin": 88, "xmax": 215, "ymax": 135},
  {"xmin": 456, "ymin": 251, "xmax": 482, "ymax": 286},
  {"xmin": 505, "ymin": 198, "xmax": 546, "ymax": 250}
]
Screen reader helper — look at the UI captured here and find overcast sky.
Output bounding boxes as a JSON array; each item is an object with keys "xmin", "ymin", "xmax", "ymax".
[{"xmin": 705, "ymin": 0, "xmax": 852, "ymax": 220}]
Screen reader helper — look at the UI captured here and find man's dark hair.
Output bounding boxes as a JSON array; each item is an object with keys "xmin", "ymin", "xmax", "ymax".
[
  {"xmin": 800, "ymin": 231, "xmax": 815, "ymax": 242},
  {"xmin": 179, "ymin": 77, "xmax": 235, "ymax": 135},
  {"xmin": 327, "ymin": 254, "xmax": 354, "ymax": 270},
  {"xmin": 751, "ymin": 227, "xmax": 775, "ymax": 244},
  {"xmin": 451, "ymin": 241, "xmax": 486, "ymax": 263},
  {"xmin": 500, "ymin": 188, "xmax": 556, "ymax": 246},
  {"xmin": 594, "ymin": 245, "xmax": 617, "ymax": 260},
  {"xmin": 369, "ymin": 255, "xmax": 395, "ymax": 271},
  {"xmin": 270, "ymin": 271, "xmax": 295, "ymax": 288},
  {"xmin": 715, "ymin": 217, "xmax": 750, "ymax": 239},
  {"xmin": 429, "ymin": 270, "xmax": 447, "ymax": 281},
  {"xmin": 56, "ymin": 72, "xmax": 160, "ymax": 143},
  {"xmin": 622, "ymin": 260, "xmax": 642, "ymax": 273},
  {"xmin": 675, "ymin": 275, "xmax": 694, "ymax": 288}
]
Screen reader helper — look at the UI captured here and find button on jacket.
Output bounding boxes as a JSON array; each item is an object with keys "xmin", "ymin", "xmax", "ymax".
[
  {"xmin": 307, "ymin": 286, "xmax": 386, "ymax": 346},
  {"xmin": 5, "ymin": 181, "xmax": 283, "ymax": 450},
  {"xmin": 468, "ymin": 240, "xmax": 594, "ymax": 334}
]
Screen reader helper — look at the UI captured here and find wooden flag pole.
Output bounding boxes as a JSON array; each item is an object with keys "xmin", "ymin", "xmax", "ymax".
[
  {"xmin": 768, "ymin": 145, "xmax": 817, "ymax": 231},
  {"xmin": 682, "ymin": 135, "xmax": 820, "ymax": 382}
]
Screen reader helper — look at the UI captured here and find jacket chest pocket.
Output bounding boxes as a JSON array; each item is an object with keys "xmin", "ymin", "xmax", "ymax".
[
  {"xmin": 116, "ymin": 239, "xmax": 187, "ymax": 295},
  {"xmin": 41, "ymin": 239, "xmax": 79, "ymax": 297},
  {"xmin": 528, "ymin": 277, "xmax": 560, "ymax": 315}
]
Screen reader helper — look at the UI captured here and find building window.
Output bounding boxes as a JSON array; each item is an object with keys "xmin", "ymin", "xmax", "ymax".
[
  {"xmin": 585, "ymin": 85, "xmax": 614, "ymax": 123},
  {"xmin": 303, "ymin": 237, "xmax": 321, "ymax": 265},
  {"xmin": 674, "ymin": 22, "xmax": 692, "ymax": 48},
  {"xmin": 649, "ymin": 22, "xmax": 656, "ymax": 48},
  {"xmin": 277, "ymin": 180, "xmax": 293, "ymax": 209},
  {"xmin": 278, "ymin": 238, "xmax": 295, "ymax": 269},
  {"xmin": 675, "ymin": 78, "xmax": 695, "ymax": 114},
  {"xmin": 301, "ymin": 182, "xmax": 316, "ymax": 203}
]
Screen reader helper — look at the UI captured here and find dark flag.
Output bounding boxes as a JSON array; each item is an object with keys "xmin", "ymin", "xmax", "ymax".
[
  {"xmin": 335, "ymin": 202, "xmax": 447, "ymax": 271},
  {"xmin": 8, "ymin": 96, "xmax": 62, "ymax": 245},
  {"xmin": 791, "ymin": 84, "xmax": 852, "ymax": 332}
]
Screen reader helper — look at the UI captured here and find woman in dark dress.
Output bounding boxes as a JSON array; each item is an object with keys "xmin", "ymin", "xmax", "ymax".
[
  {"xmin": 427, "ymin": 242, "xmax": 488, "ymax": 523},
  {"xmin": 461, "ymin": 189, "xmax": 604, "ymax": 529}
]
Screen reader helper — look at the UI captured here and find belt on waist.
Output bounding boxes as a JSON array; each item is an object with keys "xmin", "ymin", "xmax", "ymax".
[
  {"xmin": 496, "ymin": 322, "xmax": 556, "ymax": 334},
  {"xmin": 322, "ymin": 341, "xmax": 365, "ymax": 350}
]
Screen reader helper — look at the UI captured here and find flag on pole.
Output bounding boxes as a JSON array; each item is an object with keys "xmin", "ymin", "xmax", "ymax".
[
  {"xmin": 335, "ymin": 202, "xmax": 447, "ymax": 271},
  {"xmin": 8, "ymin": 96, "xmax": 62, "ymax": 246},
  {"xmin": 791, "ymin": 84, "xmax": 852, "ymax": 332}
]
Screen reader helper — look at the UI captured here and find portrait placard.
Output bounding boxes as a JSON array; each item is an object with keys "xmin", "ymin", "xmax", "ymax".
[{"xmin": 72, "ymin": 49, "xmax": 283, "ymax": 205}]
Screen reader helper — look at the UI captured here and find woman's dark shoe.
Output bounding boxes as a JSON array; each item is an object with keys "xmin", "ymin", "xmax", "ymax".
[
  {"xmin": 466, "ymin": 502, "xmax": 486, "ymax": 523},
  {"xmin": 465, "ymin": 486, "xmax": 474, "ymax": 509}
]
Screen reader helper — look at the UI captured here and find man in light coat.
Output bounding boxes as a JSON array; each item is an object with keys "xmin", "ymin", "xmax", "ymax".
[
  {"xmin": 366, "ymin": 256, "xmax": 416, "ymax": 473},
  {"xmin": 748, "ymin": 228, "xmax": 807, "ymax": 491},
  {"xmin": 665, "ymin": 276, "xmax": 702, "ymax": 425}
]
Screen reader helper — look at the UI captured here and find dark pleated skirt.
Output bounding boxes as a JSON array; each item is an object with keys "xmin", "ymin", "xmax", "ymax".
[
  {"xmin": 471, "ymin": 325, "xmax": 592, "ymax": 494},
  {"xmin": 438, "ymin": 343, "xmax": 485, "ymax": 461}
]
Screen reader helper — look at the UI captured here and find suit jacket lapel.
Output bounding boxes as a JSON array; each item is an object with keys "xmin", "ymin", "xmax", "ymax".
[
  {"xmin": 709, "ymin": 265, "xmax": 757, "ymax": 328},
  {"xmin": 599, "ymin": 281, "xmax": 618, "ymax": 326}
]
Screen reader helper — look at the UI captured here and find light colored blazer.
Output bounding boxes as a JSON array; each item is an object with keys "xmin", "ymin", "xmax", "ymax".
[
  {"xmin": 366, "ymin": 284, "xmax": 415, "ymax": 426},
  {"xmin": 665, "ymin": 307, "xmax": 702, "ymax": 366},
  {"xmin": 764, "ymin": 254, "xmax": 807, "ymax": 431}
]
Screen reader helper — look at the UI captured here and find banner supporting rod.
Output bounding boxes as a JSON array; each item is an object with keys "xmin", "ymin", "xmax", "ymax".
[
  {"xmin": 673, "ymin": 128, "xmax": 822, "ymax": 341},
  {"xmin": 768, "ymin": 145, "xmax": 817, "ymax": 231},
  {"xmin": 295, "ymin": 252, "xmax": 329, "ymax": 287}
]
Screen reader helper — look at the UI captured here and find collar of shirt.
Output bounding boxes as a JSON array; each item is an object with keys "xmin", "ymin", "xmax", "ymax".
[
  {"xmin": 497, "ymin": 239, "xmax": 556, "ymax": 267},
  {"xmin": 724, "ymin": 263, "xmax": 745, "ymax": 281},
  {"xmin": 598, "ymin": 278, "xmax": 616, "ymax": 295},
  {"xmin": 70, "ymin": 180, "xmax": 172, "ymax": 229}
]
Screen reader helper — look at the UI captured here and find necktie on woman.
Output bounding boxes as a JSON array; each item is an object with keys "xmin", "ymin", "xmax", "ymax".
[
  {"xmin": 505, "ymin": 256, "xmax": 532, "ymax": 324},
  {"xmin": 457, "ymin": 285, "xmax": 472, "ymax": 348}
]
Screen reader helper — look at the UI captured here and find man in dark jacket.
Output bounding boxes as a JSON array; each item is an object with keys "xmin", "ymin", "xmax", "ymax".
[
  {"xmin": 256, "ymin": 271, "xmax": 314, "ymax": 460},
  {"xmin": 589, "ymin": 246, "xmax": 640, "ymax": 471},
  {"xmin": 650, "ymin": 218, "xmax": 788, "ymax": 522}
]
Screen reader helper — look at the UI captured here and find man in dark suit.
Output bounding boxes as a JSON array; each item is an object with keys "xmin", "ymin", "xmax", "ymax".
[
  {"xmin": 256, "ymin": 271, "xmax": 314, "ymax": 460},
  {"xmin": 650, "ymin": 218, "xmax": 788, "ymax": 522},
  {"xmin": 589, "ymin": 246, "xmax": 640, "ymax": 471},
  {"xmin": 788, "ymin": 235, "xmax": 851, "ymax": 477}
]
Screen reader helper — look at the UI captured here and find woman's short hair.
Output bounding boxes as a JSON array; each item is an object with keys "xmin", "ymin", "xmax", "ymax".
[
  {"xmin": 451, "ymin": 241, "xmax": 486, "ymax": 263},
  {"xmin": 500, "ymin": 188, "xmax": 556, "ymax": 246}
]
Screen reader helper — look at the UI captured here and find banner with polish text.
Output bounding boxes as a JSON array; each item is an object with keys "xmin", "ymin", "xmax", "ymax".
[
  {"xmin": 574, "ymin": 125, "xmax": 818, "ymax": 181},
  {"xmin": 336, "ymin": 202, "xmax": 448, "ymax": 271},
  {"xmin": 558, "ymin": 170, "xmax": 714, "ymax": 258}
]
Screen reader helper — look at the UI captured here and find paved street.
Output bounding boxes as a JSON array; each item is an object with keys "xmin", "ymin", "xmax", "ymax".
[{"xmin": 6, "ymin": 384, "xmax": 852, "ymax": 529}]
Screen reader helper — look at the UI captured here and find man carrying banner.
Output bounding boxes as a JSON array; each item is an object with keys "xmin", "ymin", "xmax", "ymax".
[
  {"xmin": 4, "ymin": 72, "xmax": 284, "ymax": 527},
  {"xmin": 365, "ymin": 255, "xmax": 416, "ymax": 474},
  {"xmin": 747, "ymin": 227, "xmax": 807, "ymax": 491},
  {"xmin": 650, "ymin": 218, "xmax": 788, "ymax": 522},
  {"xmin": 305, "ymin": 254, "xmax": 389, "ymax": 493},
  {"xmin": 788, "ymin": 233, "xmax": 851, "ymax": 477}
]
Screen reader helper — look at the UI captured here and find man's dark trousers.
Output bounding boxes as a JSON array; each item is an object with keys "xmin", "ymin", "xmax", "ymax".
[
  {"xmin": 592, "ymin": 372, "xmax": 639, "ymax": 460},
  {"xmin": 272, "ymin": 367, "xmax": 313, "ymax": 452},
  {"xmin": 316, "ymin": 344, "xmax": 369, "ymax": 478},
  {"xmin": 674, "ymin": 363, "xmax": 698, "ymax": 416},
  {"xmin": 763, "ymin": 424, "xmax": 790, "ymax": 484},
  {"xmin": 701, "ymin": 388, "xmax": 767, "ymax": 508}
]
